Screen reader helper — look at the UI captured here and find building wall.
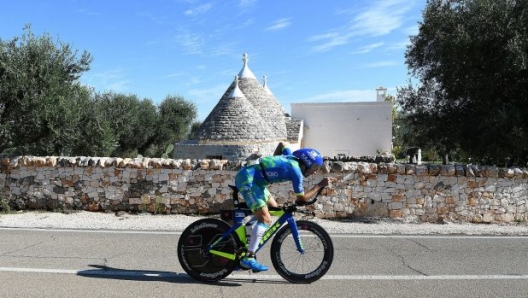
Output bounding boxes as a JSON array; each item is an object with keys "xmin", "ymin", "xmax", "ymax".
[
  {"xmin": 291, "ymin": 102, "xmax": 392, "ymax": 157},
  {"xmin": 173, "ymin": 142, "xmax": 279, "ymax": 161}
]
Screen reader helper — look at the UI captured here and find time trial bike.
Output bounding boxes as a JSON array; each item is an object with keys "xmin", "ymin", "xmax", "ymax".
[{"xmin": 177, "ymin": 185, "xmax": 334, "ymax": 283}]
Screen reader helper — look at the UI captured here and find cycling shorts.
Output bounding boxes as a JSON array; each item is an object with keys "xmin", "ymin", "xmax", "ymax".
[{"xmin": 235, "ymin": 165, "xmax": 271, "ymax": 212}]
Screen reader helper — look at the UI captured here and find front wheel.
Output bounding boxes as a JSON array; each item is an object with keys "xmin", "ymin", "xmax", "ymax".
[
  {"xmin": 177, "ymin": 218, "xmax": 239, "ymax": 282},
  {"xmin": 270, "ymin": 220, "xmax": 334, "ymax": 283}
]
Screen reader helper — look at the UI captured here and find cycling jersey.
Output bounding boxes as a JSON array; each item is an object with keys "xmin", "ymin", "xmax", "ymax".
[
  {"xmin": 258, "ymin": 155, "xmax": 304, "ymax": 194},
  {"xmin": 235, "ymin": 147, "xmax": 304, "ymax": 211}
]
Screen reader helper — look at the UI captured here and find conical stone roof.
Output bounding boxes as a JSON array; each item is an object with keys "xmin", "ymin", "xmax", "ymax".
[
  {"xmin": 196, "ymin": 76, "xmax": 275, "ymax": 142},
  {"xmin": 216, "ymin": 54, "xmax": 288, "ymax": 140},
  {"xmin": 263, "ymin": 75, "xmax": 289, "ymax": 121}
]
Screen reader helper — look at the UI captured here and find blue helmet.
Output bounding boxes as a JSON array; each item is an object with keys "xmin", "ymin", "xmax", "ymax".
[{"xmin": 292, "ymin": 148, "xmax": 323, "ymax": 170}]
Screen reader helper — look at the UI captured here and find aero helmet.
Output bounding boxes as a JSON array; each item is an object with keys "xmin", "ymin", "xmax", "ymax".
[{"xmin": 292, "ymin": 148, "xmax": 324, "ymax": 170}]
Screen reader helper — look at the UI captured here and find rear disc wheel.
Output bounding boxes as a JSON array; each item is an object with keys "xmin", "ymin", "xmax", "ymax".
[{"xmin": 177, "ymin": 218, "xmax": 239, "ymax": 282}]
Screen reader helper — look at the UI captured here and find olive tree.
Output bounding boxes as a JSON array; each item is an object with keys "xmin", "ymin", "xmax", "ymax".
[
  {"xmin": 399, "ymin": 0, "xmax": 528, "ymax": 165},
  {"xmin": 0, "ymin": 25, "xmax": 92, "ymax": 155}
]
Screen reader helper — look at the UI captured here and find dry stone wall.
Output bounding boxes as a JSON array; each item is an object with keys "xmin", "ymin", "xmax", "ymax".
[{"xmin": 1, "ymin": 156, "xmax": 528, "ymax": 224}]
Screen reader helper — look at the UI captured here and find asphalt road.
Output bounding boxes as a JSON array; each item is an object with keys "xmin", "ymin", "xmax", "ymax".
[{"xmin": 1, "ymin": 228, "xmax": 528, "ymax": 298}]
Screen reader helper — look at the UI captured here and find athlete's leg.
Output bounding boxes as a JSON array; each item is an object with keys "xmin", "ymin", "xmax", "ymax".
[
  {"xmin": 244, "ymin": 186, "xmax": 270, "ymax": 252},
  {"xmin": 266, "ymin": 193, "xmax": 278, "ymax": 208},
  {"xmin": 236, "ymin": 181, "xmax": 271, "ymax": 271}
]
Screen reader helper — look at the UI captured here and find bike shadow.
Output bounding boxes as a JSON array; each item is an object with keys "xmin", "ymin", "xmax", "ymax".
[{"xmin": 77, "ymin": 265, "xmax": 288, "ymax": 286}]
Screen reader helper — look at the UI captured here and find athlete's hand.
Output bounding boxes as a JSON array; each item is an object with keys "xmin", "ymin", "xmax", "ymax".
[{"xmin": 318, "ymin": 177, "xmax": 337, "ymax": 188}]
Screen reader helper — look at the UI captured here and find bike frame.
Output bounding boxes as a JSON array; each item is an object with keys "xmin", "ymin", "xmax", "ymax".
[{"xmin": 207, "ymin": 208, "xmax": 304, "ymax": 261}]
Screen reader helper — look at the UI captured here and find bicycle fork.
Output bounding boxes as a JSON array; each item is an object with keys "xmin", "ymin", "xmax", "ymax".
[
  {"xmin": 254, "ymin": 214, "xmax": 306, "ymax": 255},
  {"xmin": 286, "ymin": 216, "xmax": 305, "ymax": 254}
]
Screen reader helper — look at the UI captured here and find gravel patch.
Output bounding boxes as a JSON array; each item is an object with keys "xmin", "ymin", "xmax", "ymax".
[{"xmin": 1, "ymin": 211, "xmax": 527, "ymax": 236}]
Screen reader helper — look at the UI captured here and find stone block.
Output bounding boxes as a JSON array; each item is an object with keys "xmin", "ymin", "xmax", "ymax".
[{"xmin": 389, "ymin": 210, "xmax": 402, "ymax": 218}]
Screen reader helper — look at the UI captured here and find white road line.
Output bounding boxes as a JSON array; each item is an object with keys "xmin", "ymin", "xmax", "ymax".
[
  {"xmin": 0, "ymin": 227, "xmax": 183, "ymax": 235},
  {"xmin": 1, "ymin": 267, "xmax": 527, "ymax": 281},
  {"xmin": 318, "ymin": 275, "xmax": 528, "ymax": 280},
  {"xmin": 1, "ymin": 227, "xmax": 526, "ymax": 239},
  {"xmin": 0, "ymin": 267, "xmax": 186, "ymax": 277},
  {"xmin": 329, "ymin": 234, "xmax": 528, "ymax": 239}
]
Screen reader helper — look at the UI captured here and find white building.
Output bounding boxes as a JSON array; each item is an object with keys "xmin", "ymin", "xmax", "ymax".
[
  {"xmin": 291, "ymin": 87, "xmax": 392, "ymax": 157},
  {"xmin": 174, "ymin": 53, "xmax": 393, "ymax": 161}
]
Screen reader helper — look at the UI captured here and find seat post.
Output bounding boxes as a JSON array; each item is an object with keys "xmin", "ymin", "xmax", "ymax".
[{"xmin": 228, "ymin": 185, "xmax": 240, "ymax": 208}]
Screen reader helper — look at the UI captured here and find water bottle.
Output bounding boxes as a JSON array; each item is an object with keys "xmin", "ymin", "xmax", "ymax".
[{"xmin": 233, "ymin": 210, "xmax": 246, "ymax": 225}]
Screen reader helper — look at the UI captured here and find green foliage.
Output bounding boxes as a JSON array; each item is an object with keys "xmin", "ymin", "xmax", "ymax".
[
  {"xmin": 161, "ymin": 144, "xmax": 174, "ymax": 159},
  {"xmin": 157, "ymin": 95, "xmax": 197, "ymax": 140},
  {"xmin": 0, "ymin": 25, "xmax": 198, "ymax": 158},
  {"xmin": 392, "ymin": 145, "xmax": 403, "ymax": 159},
  {"xmin": 1, "ymin": 198, "xmax": 11, "ymax": 214},
  {"xmin": 400, "ymin": 0, "xmax": 528, "ymax": 166},
  {"xmin": 153, "ymin": 95, "xmax": 197, "ymax": 156},
  {"xmin": 189, "ymin": 121, "xmax": 202, "ymax": 139},
  {"xmin": 95, "ymin": 92, "xmax": 158, "ymax": 157},
  {"xmin": 0, "ymin": 25, "xmax": 93, "ymax": 155},
  {"xmin": 92, "ymin": 93, "xmax": 197, "ymax": 158},
  {"xmin": 384, "ymin": 94, "xmax": 398, "ymax": 122}
]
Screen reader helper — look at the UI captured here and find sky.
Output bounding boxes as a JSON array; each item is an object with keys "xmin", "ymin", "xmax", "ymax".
[{"xmin": 1, "ymin": 0, "xmax": 426, "ymax": 121}]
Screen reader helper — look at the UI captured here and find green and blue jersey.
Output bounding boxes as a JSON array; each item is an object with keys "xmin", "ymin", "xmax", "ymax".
[{"xmin": 235, "ymin": 147, "xmax": 305, "ymax": 210}]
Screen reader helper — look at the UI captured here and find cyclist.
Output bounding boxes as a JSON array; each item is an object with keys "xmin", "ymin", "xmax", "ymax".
[{"xmin": 235, "ymin": 142, "xmax": 335, "ymax": 271}]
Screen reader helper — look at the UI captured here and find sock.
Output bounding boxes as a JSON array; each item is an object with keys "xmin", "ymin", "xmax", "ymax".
[{"xmin": 247, "ymin": 221, "xmax": 269, "ymax": 254}]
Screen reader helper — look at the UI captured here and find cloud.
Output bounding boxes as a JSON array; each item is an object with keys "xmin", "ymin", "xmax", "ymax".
[
  {"xmin": 241, "ymin": 18, "xmax": 255, "ymax": 28},
  {"xmin": 302, "ymin": 89, "xmax": 377, "ymax": 102},
  {"xmin": 163, "ymin": 73, "xmax": 185, "ymax": 79},
  {"xmin": 265, "ymin": 18, "xmax": 292, "ymax": 31},
  {"xmin": 352, "ymin": 42, "xmax": 384, "ymax": 54},
  {"xmin": 309, "ymin": 0, "xmax": 414, "ymax": 52},
  {"xmin": 209, "ymin": 41, "xmax": 240, "ymax": 56},
  {"xmin": 82, "ymin": 68, "xmax": 130, "ymax": 93},
  {"xmin": 75, "ymin": 8, "xmax": 101, "ymax": 17},
  {"xmin": 351, "ymin": 0, "xmax": 411, "ymax": 36},
  {"xmin": 384, "ymin": 40, "xmax": 410, "ymax": 52},
  {"xmin": 310, "ymin": 33, "xmax": 349, "ymax": 52},
  {"xmin": 106, "ymin": 80, "xmax": 130, "ymax": 92},
  {"xmin": 137, "ymin": 11, "xmax": 165, "ymax": 25},
  {"xmin": 365, "ymin": 60, "xmax": 400, "ymax": 68},
  {"xmin": 174, "ymin": 32, "xmax": 204, "ymax": 54},
  {"xmin": 239, "ymin": 0, "xmax": 258, "ymax": 8},
  {"xmin": 188, "ymin": 85, "xmax": 225, "ymax": 101},
  {"xmin": 184, "ymin": 3, "xmax": 212, "ymax": 16},
  {"xmin": 187, "ymin": 84, "xmax": 229, "ymax": 120},
  {"xmin": 405, "ymin": 24, "xmax": 419, "ymax": 36}
]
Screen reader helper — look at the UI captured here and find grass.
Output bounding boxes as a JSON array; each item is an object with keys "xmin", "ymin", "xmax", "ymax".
[
  {"xmin": 515, "ymin": 216, "xmax": 526, "ymax": 223},
  {"xmin": 1, "ymin": 198, "xmax": 12, "ymax": 214}
]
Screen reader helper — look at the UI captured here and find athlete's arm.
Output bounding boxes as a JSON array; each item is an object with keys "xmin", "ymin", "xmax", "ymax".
[
  {"xmin": 273, "ymin": 142, "xmax": 291, "ymax": 156},
  {"xmin": 295, "ymin": 177, "xmax": 334, "ymax": 202}
]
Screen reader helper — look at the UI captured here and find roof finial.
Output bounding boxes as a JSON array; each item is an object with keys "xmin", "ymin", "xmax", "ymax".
[
  {"xmin": 242, "ymin": 53, "xmax": 248, "ymax": 65},
  {"xmin": 263, "ymin": 75, "xmax": 273, "ymax": 95},
  {"xmin": 229, "ymin": 75, "xmax": 244, "ymax": 98},
  {"xmin": 238, "ymin": 53, "xmax": 257, "ymax": 79}
]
